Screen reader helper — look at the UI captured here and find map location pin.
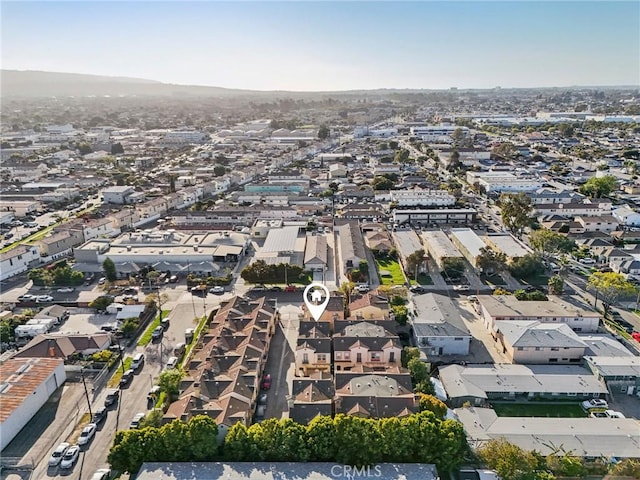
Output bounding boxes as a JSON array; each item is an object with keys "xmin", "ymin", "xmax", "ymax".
[{"xmin": 303, "ymin": 283, "xmax": 330, "ymax": 322}]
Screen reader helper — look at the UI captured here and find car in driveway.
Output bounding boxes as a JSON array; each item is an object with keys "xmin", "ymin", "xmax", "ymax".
[
  {"xmin": 77, "ymin": 423, "xmax": 97, "ymax": 446},
  {"xmin": 48, "ymin": 442, "xmax": 70, "ymax": 466},
  {"xmin": 130, "ymin": 412, "xmax": 146, "ymax": 429},
  {"xmin": 60, "ymin": 444, "xmax": 80, "ymax": 469},
  {"xmin": 209, "ymin": 286, "xmax": 225, "ymax": 294},
  {"xmin": 151, "ymin": 326, "xmax": 164, "ymax": 341},
  {"xmin": 581, "ymin": 398, "xmax": 608, "ymax": 411}
]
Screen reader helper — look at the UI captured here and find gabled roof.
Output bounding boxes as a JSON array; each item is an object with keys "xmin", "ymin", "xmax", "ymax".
[{"xmin": 14, "ymin": 333, "xmax": 111, "ymax": 359}]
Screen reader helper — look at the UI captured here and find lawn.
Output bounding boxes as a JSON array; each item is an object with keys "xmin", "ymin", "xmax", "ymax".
[
  {"xmin": 138, "ymin": 309, "xmax": 170, "ymax": 347},
  {"xmin": 375, "ymin": 258, "xmax": 406, "ymax": 286},
  {"xmin": 481, "ymin": 274, "xmax": 506, "ymax": 286},
  {"xmin": 493, "ymin": 402, "xmax": 587, "ymax": 418},
  {"xmin": 183, "ymin": 315, "xmax": 210, "ymax": 360},
  {"xmin": 410, "ymin": 274, "xmax": 433, "ymax": 286},
  {"xmin": 108, "ymin": 356, "xmax": 133, "ymax": 388}
]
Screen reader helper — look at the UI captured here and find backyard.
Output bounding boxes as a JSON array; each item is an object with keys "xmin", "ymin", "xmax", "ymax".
[
  {"xmin": 375, "ymin": 258, "xmax": 406, "ymax": 286},
  {"xmin": 493, "ymin": 402, "xmax": 587, "ymax": 418}
]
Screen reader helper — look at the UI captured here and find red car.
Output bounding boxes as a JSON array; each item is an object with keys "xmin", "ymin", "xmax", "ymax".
[
  {"xmin": 261, "ymin": 374, "xmax": 272, "ymax": 390},
  {"xmin": 632, "ymin": 332, "xmax": 640, "ymax": 342},
  {"xmin": 284, "ymin": 285, "xmax": 297, "ymax": 292}
]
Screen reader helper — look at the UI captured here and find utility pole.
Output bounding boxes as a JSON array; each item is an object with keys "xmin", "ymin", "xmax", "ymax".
[{"xmin": 81, "ymin": 369, "xmax": 93, "ymax": 419}]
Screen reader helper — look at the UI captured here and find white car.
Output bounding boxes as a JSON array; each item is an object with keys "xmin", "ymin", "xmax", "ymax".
[
  {"xmin": 209, "ymin": 286, "xmax": 225, "ymax": 294},
  {"xmin": 581, "ymin": 398, "xmax": 608, "ymax": 411},
  {"xmin": 57, "ymin": 287, "xmax": 75, "ymax": 293},
  {"xmin": 453, "ymin": 285, "xmax": 470, "ymax": 292},
  {"xmin": 90, "ymin": 468, "xmax": 112, "ymax": 480},
  {"xmin": 130, "ymin": 412, "xmax": 146, "ymax": 429},
  {"xmin": 48, "ymin": 442, "xmax": 70, "ymax": 466},
  {"xmin": 356, "ymin": 284, "xmax": 370, "ymax": 293},
  {"xmin": 35, "ymin": 295, "xmax": 54, "ymax": 303},
  {"xmin": 60, "ymin": 444, "xmax": 80, "ymax": 469},
  {"xmin": 77, "ymin": 423, "xmax": 97, "ymax": 446}
]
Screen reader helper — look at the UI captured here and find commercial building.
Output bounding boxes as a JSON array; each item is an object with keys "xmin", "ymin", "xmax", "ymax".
[
  {"xmin": 390, "ymin": 189, "xmax": 456, "ymax": 207},
  {"xmin": 392, "ymin": 208, "xmax": 477, "ymax": 226},
  {"xmin": 256, "ymin": 225, "xmax": 305, "ymax": 267},
  {"xmin": 0, "ymin": 200, "xmax": 41, "ymax": 217},
  {"xmin": 0, "ymin": 358, "xmax": 66, "ymax": 450},
  {"xmin": 466, "ymin": 172, "xmax": 542, "ymax": 193}
]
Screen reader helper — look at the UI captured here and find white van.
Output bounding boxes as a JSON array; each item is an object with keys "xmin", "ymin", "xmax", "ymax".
[
  {"xmin": 131, "ymin": 353, "xmax": 145, "ymax": 371},
  {"xmin": 166, "ymin": 356, "xmax": 179, "ymax": 370}
]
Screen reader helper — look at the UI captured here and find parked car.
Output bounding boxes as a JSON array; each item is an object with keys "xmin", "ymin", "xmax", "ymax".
[
  {"xmin": 166, "ymin": 356, "xmax": 179, "ymax": 370},
  {"xmin": 284, "ymin": 285, "xmax": 297, "ymax": 292},
  {"xmin": 261, "ymin": 373, "xmax": 272, "ymax": 390},
  {"xmin": 257, "ymin": 393, "xmax": 268, "ymax": 405},
  {"xmin": 18, "ymin": 294, "xmax": 36, "ymax": 302},
  {"xmin": 48, "ymin": 442, "xmax": 70, "ymax": 466},
  {"xmin": 60, "ymin": 444, "xmax": 80, "ymax": 469},
  {"xmin": 92, "ymin": 407, "xmax": 107, "ymax": 425},
  {"xmin": 98, "ymin": 277, "xmax": 106, "ymax": 285},
  {"xmin": 151, "ymin": 326, "xmax": 164, "ymax": 341},
  {"xmin": 209, "ymin": 286, "xmax": 225, "ymax": 294},
  {"xmin": 581, "ymin": 398, "xmax": 608, "ymax": 411},
  {"xmin": 268, "ymin": 285, "xmax": 282, "ymax": 292},
  {"xmin": 56, "ymin": 287, "xmax": 75, "ymax": 293},
  {"xmin": 119, "ymin": 369, "xmax": 135, "ymax": 388},
  {"xmin": 130, "ymin": 412, "xmax": 146, "ymax": 429},
  {"xmin": 409, "ymin": 285, "xmax": 426, "ymax": 293},
  {"xmin": 35, "ymin": 295, "xmax": 54, "ymax": 303},
  {"xmin": 356, "ymin": 284, "xmax": 370, "ymax": 293},
  {"xmin": 90, "ymin": 468, "xmax": 111, "ymax": 480},
  {"xmin": 453, "ymin": 285, "xmax": 470, "ymax": 292},
  {"xmin": 104, "ymin": 389, "xmax": 120, "ymax": 407},
  {"xmin": 251, "ymin": 284, "xmax": 267, "ymax": 292},
  {"xmin": 77, "ymin": 423, "xmax": 97, "ymax": 446}
]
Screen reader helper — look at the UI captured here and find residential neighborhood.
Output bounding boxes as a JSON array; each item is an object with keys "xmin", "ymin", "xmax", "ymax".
[{"xmin": 1, "ymin": 72, "xmax": 640, "ymax": 480}]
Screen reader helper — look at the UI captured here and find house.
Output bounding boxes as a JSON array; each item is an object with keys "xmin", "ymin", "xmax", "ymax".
[
  {"xmin": 483, "ymin": 234, "xmax": 532, "ymax": 264},
  {"xmin": 13, "ymin": 333, "xmax": 111, "ymax": 359},
  {"xmin": 34, "ymin": 231, "xmax": 79, "ymax": 260},
  {"xmin": 392, "ymin": 230, "xmax": 425, "ymax": 274},
  {"xmin": 163, "ymin": 296, "xmax": 277, "ymax": 438},
  {"xmin": 295, "ymin": 322, "xmax": 332, "ymax": 376},
  {"xmin": 348, "ymin": 293, "xmax": 391, "ymax": 320},
  {"xmin": 101, "ymin": 186, "xmax": 136, "ymax": 204},
  {"xmin": 337, "ymin": 221, "xmax": 366, "ymax": 272},
  {"xmin": 615, "ymin": 259, "xmax": 640, "ymax": 275},
  {"xmin": 302, "ymin": 295, "xmax": 345, "ymax": 331},
  {"xmin": 0, "ymin": 358, "xmax": 66, "ymax": 450},
  {"xmin": 0, "ymin": 245, "xmax": 40, "ymax": 281},
  {"xmin": 33, "ymin": 305, "xmax": 69, "ymax": 325},
  {"xmin": 575, "ymin": 215, "xmax": 619, "ymax": 233},
  {"xmin": 612, "ymin": 205, "xmax": 640, "ymax": 226},
  {"xmin": 476, "ymin": 295, "xmax": 601, "ymax": 333},
  {"xmin": 288, "ymin": 374, "xmax": 334, "ymax": 424},
  {"xmin": 495, "ymin": 321, "xmax": 587, "ymax": 364},
  {"xmin": 449, "ymin": 228, "xmax": 487, "ymax": 269},
  {"xmin": 303, "ymin": 235, "xmax": 328, "ymax": 272},
  {"xmin": 329, "ymin": 164, "xmax": 347, "ymax": 178},
  {"xmin": 364, "ymin": 230, "xmax": 393, "ymax": 254},
  {"xmin": 412, "ymin": 293, "xmax": 472, "ymax": 357},
  {"xmin": 454, "ymin": 407, "xmax": 640, "ymax": 459},
  {"xmin": 439, "ymin": 364, "xmax": 608, "ymax": 407},
  {"xmin": 334, "ymin": 371, "xmax": 417, "ymax": 418},
  {"xmin": 600, "ymin": 247, "xmax": 634, "ymax": 268},
  {"xmin": 333, "ymin": 320, "xmax": 401, "ymax": 371}
]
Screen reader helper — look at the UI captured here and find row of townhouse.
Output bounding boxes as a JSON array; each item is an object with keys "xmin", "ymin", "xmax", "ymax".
[{"xmin": 162, "ymin": 296, "xmax": 277, "ymax": 439}]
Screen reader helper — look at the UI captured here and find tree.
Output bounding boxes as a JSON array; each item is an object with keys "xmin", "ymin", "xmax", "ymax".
[
  {"xmin": 333, "ymin": 415, "xmax": 383, "ymax": 466},
  {"xmin": 529, "ymin": 229, "xmax": 575, "ymax": 259},
  {"xmin": 610, "ymin": 459, "xmax": 640, "ymax": 478},
  {"xmin": 306, "ymin": 415, "xmax": 336, "ymax": 461},
  {"xmin": 442, "ymin": 257, "xmax": 466, "ymax": 279},
  {"xmin": 499, "ymin": 192, "xmax": 533, "ymax": 238},
  {"xmin": 447, "ymin": 149, "xmax": 461, "ymax": 171},
  {"xmin": 318, "ymin": 125, "xmax": 330, "ymax": 139},
  {"xmin": 557, "ymin": 123, "xmax": 574, "ymax": 138},
  {"xmin": 372, "ymin": 175, "xmax": 395, "ymax": 191},
  {"xmin": 89, "ymin": 295, "xmax": 114, "ymax": 311},
  {"xmin": 406, "ymin": 249, "xmax": 425, "ymax": 280},
  {"xmin": 168, "ymin": 174, "xmax": 177, "ymax": 193},
  {"xmin": 509, "ymin": 253, "xmax": 545, "ymax": 279},
  {"xmin": 477, "ymin": 438, "xmax": 545, "ymax": 480},
  {"xmin": 407, "ymin": 357, "xmax": 429, "ymax": 388},
  {"xmin": 578, "ymin": 175, "xmax": 618, "ymax": 198},
  {"xmin": 213, "ymin": 165, "xmax": 226, "ymax": 176},
  {"xmin": 103, "ymin": 258, "xmax": 117, "ymax": 282},
  {"xmin": 476, "ymin": 247, "xmax": 507, "ymax": 275},
  {"xmin": 451, "ymin": 127, "xmax": 466, "ymax": 147},
  {"xmin": 158, "ymin": 369, "xmax": 182, "ymax": 401},
  {"xmin": 587, "ymin": 271, "xmax": 636, "ymax": 315},
  {"xmin": 547, "ymin": 275, "xmax": 564, "ymax": 295},
  {"xmin": 111, "ymin": 142, "xmax": 124, "ymax": 155},
  {"xmin": 77, "ymin": 142, "xmax": 93, "ymax": 155},
  {"xmin": 418, "ymin": 394, "xmax": 447, "ymax": 419},
  {"xmin": 492, "ymin": 142, "xmax": 517, "ymax": 160}
]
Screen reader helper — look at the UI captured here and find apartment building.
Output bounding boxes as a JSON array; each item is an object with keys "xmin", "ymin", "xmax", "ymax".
[{"xmin": 333, "ymin": 320, "xmax": 401, "ymax": 371}]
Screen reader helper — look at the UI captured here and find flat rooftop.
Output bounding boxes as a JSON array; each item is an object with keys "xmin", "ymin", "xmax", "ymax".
[
  {"xmin": 449, "ymin": 228, "xmax": 487, "ymax": 258},
  {"xmin": 477, "ymin": 295, "xmax": 600, "ymax": 319}
]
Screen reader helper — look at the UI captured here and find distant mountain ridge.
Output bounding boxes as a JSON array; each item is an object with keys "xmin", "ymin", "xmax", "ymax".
[{"xmin": 1, "ymin": 69, "xmax": 637, "ymax": 98}]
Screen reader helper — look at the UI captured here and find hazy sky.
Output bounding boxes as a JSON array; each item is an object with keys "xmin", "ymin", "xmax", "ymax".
[{"xmin": 2, "ymin": 1, "xmax": 639, "ymax": 91}]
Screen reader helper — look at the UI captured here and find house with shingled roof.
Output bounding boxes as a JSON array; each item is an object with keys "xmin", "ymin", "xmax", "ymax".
[{"xmin": 295, "ymin": 321, "xmax": 332, "ymax": 376}]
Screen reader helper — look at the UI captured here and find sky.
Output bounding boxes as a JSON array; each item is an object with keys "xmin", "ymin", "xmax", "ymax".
[{"xmin": 1, "ymin": 1, "xmax": 639, "ymax": 91}]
